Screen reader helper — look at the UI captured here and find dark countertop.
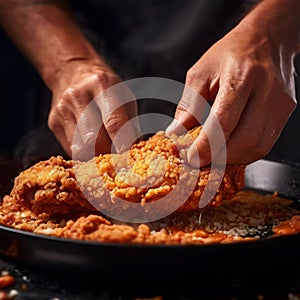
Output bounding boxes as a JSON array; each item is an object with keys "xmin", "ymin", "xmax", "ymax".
[{"xmin": 0, "ymin": 253, "xmax": 300, "ymax": 300}]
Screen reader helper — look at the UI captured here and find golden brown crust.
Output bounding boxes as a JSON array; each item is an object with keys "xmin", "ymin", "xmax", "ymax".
[
  {"xmin": 11, "ymin": 156, "xmax": 96, "ymax": 216},
  {"xmin": 10, "ymin": 126, "xmax": 245, "ymax": 218}
]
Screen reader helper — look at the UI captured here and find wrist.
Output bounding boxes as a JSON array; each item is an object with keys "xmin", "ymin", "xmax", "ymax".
[{"xmin": 237, "ymin": 0, "xmax": 300, "ymax": 58}]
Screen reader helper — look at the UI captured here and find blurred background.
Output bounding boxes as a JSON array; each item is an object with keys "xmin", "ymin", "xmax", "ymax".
[{"xmin": 0, "ymin": 27, "xmax": 65, "ymax": 167}]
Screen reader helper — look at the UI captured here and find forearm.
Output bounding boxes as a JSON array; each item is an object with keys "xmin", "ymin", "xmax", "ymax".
[
  {"xmin": 0, "ymin": 0, "xmax": 108, "ymax": 90},
  {"xmin": 238, "ymin": 0, "xmax": 300, "ymax": 57}
]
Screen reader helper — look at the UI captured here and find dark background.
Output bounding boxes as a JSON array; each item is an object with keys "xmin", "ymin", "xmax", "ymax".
[
  {"xmin": 0, "ymin": 27, "xmax": 40, "ymax": 155},
  {"xmin": 0, "ymin": 28, "xmax": 65, "ymax": 167}
]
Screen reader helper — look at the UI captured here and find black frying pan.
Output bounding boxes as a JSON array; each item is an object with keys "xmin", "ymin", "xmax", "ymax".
[{"xmin": 0, "ymin": 159, "xmax": 299, "ymax": 286}]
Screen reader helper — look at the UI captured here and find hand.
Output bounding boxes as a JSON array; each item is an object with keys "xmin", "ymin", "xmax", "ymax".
[
  {"xmin": 48, "ymin": 61, "xmax": 139, "ymax": 160},
  {"xmin": 167, "ymin": 3, "xmax": 298, "ymax": 167},
  {"xmin": 0, "ymin": 0, "xmax": 140, "ymax": 161}
]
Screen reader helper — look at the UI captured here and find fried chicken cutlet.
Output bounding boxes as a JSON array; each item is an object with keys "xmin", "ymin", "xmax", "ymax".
[{"xmin": 10, "ymin": 126, "xmax": 245, "ymax": 221}]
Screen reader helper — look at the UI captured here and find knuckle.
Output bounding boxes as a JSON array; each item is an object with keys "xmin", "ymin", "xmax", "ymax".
[
  {"xmin": 93, "ymin": 70, "xmax": 119, "ymax": 87},
  {"xmin": 55, "ymin": 98, "xmax": 71, "ymax": 117},
  {"xmin": 274, "ymin": 91, "xmax": 297, "ymax": 116},
  {"xmin": 238, "ymin": 126, "xmax": 260, "ymax": 148},
  {"xmin": 186, "ymin": 68, "xmax": 196, "ymax": 82},
  {"xmin": 94, "ymin": 70, "xmax": 108, "ymax": 85},
  {"xmin": 186, "ymin": 66, "xmax": 204, "ymax": 86},
  {"xmin": 62, "ymin": 87, "xmax": 80, "ymax": 100},
  {"xmin": 104, "ymin": 114, "xmax": 124, "ymax": 136},
  {"xmin": 229, "ymin": 61, "xmax": 271, "ymax": 85},
  {"xmin": 177, "ymin": 97, "xmax": 191, "ymax": 113},
  {"xmin": 214, "ymin": 103, "xmax": 239, "ymax": 134},
  {"xmin": 48, "ymin": 113, "xmax": 60, "ymax": 131},
  {"xmin": 279, "ymin": 95, "xmax": 297, "ymax": 118},
  {"xmin": 247, "ymin": 62, "xmax": 267, "ymax": 77},
  {"xmin": 287, "ymin": 95, "xmax": 297, "ymax": 111},
  {"xmin": 246, "ymin": 62, "xmax": 275, "ymax": 87},
  {"xmin": 47, "ymin": 114, "xmax": 54, "ymax": 129}
]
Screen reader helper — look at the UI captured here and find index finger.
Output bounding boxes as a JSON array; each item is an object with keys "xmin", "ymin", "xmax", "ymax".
[
  {"xmin": 187, "ymin": 79, "xmax": 251, "ymax": 167},
  {"xmin": 95, "ymin": 83, "xmax": 140, "ymax": 153}
]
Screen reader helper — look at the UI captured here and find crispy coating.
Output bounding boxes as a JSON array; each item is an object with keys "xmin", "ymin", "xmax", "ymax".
[
  {"xmin": 10, "ymin": 126, "xmax": 245, "ymax": 219},
  {"xmin": 11, "ymin": 157, "xmax": 96, "ymax": 216}
]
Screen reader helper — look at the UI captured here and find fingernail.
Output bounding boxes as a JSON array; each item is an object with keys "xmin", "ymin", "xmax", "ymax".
[
  {"xmin": 114, "ymin": 142, "xmax": 128, "ymax": 154},
  {"xmin": 187, "ymin": 148, "xmax": 200, "ymax": 168},
  {"xmin": 166, "ymin": 120, "xmax": 185, "ymax": 136},
  {"xmin": 71, "ymin": 144, "xmax": 82, "ymax": 153},
  {"xmin": 165, "ymin": 120, "xmax": 177, "ymax": 135},
  {"xmin": 71, "ymin": 144, "xmax": 84, "ymax": 160},
  {"xmin": 187, "ymin": 147, "xmax": 210, "ymax": 168}
]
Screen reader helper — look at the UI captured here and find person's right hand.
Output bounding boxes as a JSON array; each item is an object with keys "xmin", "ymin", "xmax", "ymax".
[
  {"xmin": 48, "ymin": 61, "xmax": 139, "ymax": 160},
  {"xmin": 166, "ymin": 0, "xmax": 300, "ymax": 168}
]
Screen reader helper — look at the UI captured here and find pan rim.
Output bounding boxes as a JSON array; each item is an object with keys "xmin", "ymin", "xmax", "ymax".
[{"xmin": 0, "ymin": 220, "xmax": 299, "ymax": 250}]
